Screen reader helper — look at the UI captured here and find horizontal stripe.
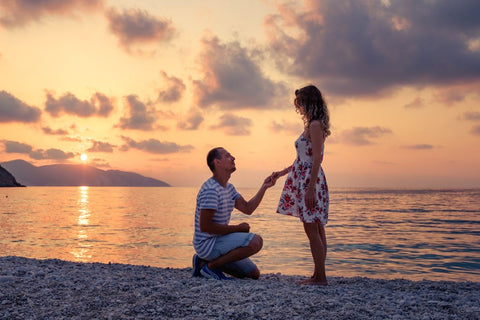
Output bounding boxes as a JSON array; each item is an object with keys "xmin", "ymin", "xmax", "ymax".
[{"xmin": 192, "ymin": 177, "xmax": 240, "ymax": 259}]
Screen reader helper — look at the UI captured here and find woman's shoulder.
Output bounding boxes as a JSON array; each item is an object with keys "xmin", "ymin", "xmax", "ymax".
[{"xmin": 308, "ymin": 120, "xmax": 324, "ymax": 131}]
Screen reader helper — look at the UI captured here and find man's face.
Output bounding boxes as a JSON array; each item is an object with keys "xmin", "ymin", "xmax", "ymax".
[{"xmin": 217, "ymin": 148, "xmax": 236, "ymax": 173}]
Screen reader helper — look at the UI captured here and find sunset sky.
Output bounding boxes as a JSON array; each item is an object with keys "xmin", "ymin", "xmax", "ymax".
[{"xmin": 1, "ymin": 0, "xmax": 479, "ymax": 188}]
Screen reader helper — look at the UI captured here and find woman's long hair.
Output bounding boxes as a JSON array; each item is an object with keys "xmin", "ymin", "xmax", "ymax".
[{"xmin": 294, "ymin": 85, "xmax": 331, "ymax": 137}]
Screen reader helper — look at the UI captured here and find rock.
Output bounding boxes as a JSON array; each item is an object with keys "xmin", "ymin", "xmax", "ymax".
[
  {"xmin": 0, "ymin": 256, "xmax": 479, "ymax": 319},
  {"xmin": 0, "ymin": 165, "xmax": 24, "ymax": 187}
]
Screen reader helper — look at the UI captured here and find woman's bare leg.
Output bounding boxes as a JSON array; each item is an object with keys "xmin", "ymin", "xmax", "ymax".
[
  {"xmin": 319, "ymin": 223, "xmax": 327, "ymax": 257},
  {"xmin": 299, "ymin": 222, "xmax": 328, "ymax": 285}
]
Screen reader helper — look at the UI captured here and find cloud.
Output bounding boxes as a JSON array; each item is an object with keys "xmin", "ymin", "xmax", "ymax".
[
  {"xmin": 434, "ymin": 90, "xmax": 468, "ymax": 105},
  {"xmin": 461, "ymin": 111, "xmax": 480, "ymax": 121},
  {"xmin": 177, "ymin": 108, "xmax": 204, "ymax": 130},
  {"xmin": 460, "ymin": 111, "xmax": 480, "ymax": 135},
  {"xmin": 0, "ymin": 91, "xmax": 41, "ymax": 123},
  {"xmin": 105, "ymin": 7, "xmax": 175, "ymax": 53},
  {"xmin": 404, "ymin": 97, "xmax": 426, "ymax": 109},
  {"xmin": 117, "ymin": 95, "xmax": 161, "ymax": 131},
  {"xmin": 269, "ymin": 120, "xmax": 302, "ymax": 134},
  {"xmin": 2, "ymin": 140, "xmax": 33, "ymax": 153},
  {"xmin": 1, "ymin": 140, "xmax": 74, "ymax": 160},
  {"xmin": 45, "ymin": 91, "xmax": 114, "ymax": 118},
  {"xmin": 402, "ymin": 144, "xmax": 435, "ymax": 150},
  {"xmin": 89, "ymin": 157, "xmax": 111, "ymax": 169},
  {"xmin": 265, "ymin": 0, "xmax": 480, "ymax": 97},
  {"xmin": 0, "ymin": 0, "xmax": 104, "ymax": 28},
  {"xmin": 42, "ymin": 126, "xmax": 69, "ymax": 135},
  {"xmin": 87, "ymin": 140, "xmax": 115, "ymax": 153},
  {"xmin": 157, "ymin": 71, "xmax": 186, "ymax": 103},
  {"xmin": 339, "ymin": 126, "xmax": 393, "ymax": 145},
  {"xmin": 93, "ymin": 92, "xmax": 115, "ymax": 116},
  {"xmin": 471, "ymin": 125, "xmax": 480, "ymax": 135},
  {"xmin": 192, "ymin": 35, "xmax": 286, "ymax": 109},
  {"xmin": 120, "ymin": 136, "xmax": 193, "ymax": 154},
  {"xmin": 61, "ymin": 136, "xmax": 82, "ymax": 142},
  {"xmin": 210, "ymin": 113, "xmax": 253, "ymax": 136},
  {"xmin": 29, "ymin": 148, "xmax": 75, "ymax": 160}
]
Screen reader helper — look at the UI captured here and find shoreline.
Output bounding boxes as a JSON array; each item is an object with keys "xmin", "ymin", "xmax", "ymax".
[{"xmin": 1, "ymin": 256, "xmax": 479, "ymax": 319}]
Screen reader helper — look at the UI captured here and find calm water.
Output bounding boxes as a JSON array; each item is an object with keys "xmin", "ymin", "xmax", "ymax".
[{"xmin": 1, "ymin": 187, "xmax": 479, "ymax": 282}]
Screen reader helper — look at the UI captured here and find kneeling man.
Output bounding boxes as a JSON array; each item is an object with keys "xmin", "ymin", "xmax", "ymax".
[{"xmin": 192, "ymin": 147, "xmax": 275, "ymax": 280}]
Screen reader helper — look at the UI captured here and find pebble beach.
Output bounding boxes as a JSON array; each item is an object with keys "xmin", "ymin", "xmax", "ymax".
[{"xmin": 1, "ymin": 256, "xmax": 479, "ymax": 319}]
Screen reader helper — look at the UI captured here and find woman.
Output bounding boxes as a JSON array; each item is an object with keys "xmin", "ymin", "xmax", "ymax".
[{"xmin": 273, "ymin": 84, "xmax": 331, "ymax": 286}]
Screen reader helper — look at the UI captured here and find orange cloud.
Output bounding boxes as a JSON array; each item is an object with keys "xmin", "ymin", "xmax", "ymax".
[
  {"xmin": 1, "ymin": 140, "xmax": 75, "ymax": 161},
  {"xmin": 157, "ymin": 71, "xmax": 186, "ymax": 103},
  {"xmin": 0, "ymin": 91, "xmax": 41, "ymax": 123},
  {"xmin": 264, "ymin": 0, "xmax": 480, "ymax": 98},
  {"xmin": 45, "ymin": 91, "xmax": 114, "ymax": 118},
  {"xmin": 209, "ymin": 113, "xmax": 253, "ymax": 136},
  {"xmin": 192, "ymin": 35, "xmax": 286, "ymax": 110},
  {"xmin": 177, "ymin": 108, "xmax": 204, "ymax": 130},
  {"xmin": 339, "ymin": 126, "xmax": 393, "ymax": 145},
  {"xmin": 120, "ymin": 136, "xmax": 193, "ymax": 154},
  {"xmin": 117, "ymin": 95, "xmax": 163, "ymax": 131},
  {"xmin": 0, "ymin": 0, "xmax": 104, "ymax": 28},
  {"xmin": 105, "ymin": 7, "xmax": 175, "ymax": 54}
]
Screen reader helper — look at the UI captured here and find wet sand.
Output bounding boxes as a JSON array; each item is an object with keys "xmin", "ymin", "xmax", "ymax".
[{"xmin": 1, "ymin": 256, "xmax": 479, "ymax": 319}]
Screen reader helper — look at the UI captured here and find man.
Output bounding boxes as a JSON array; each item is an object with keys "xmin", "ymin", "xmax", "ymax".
[{"xmin": 192, "ymin": 147, "xmax": 276, "ymax": 280}]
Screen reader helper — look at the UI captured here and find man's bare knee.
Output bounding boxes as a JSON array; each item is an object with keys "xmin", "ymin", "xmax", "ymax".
[{"xmin": 248, "ymin": 234, "xmax": 263, "ymax": 253}]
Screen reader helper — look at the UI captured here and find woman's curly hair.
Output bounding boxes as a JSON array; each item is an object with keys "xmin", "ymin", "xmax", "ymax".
[{"xmin": 294, "ymin": 85, "xmax": 331, "ymax": 137}]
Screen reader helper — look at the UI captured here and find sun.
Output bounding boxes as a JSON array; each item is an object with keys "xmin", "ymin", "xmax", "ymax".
[{"xmin": 80, "ymin": 153, "xmax": 88, "ymax": 162}]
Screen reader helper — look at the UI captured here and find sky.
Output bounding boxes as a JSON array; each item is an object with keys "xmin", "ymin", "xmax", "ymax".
[{"xmin": 1, "ymin": 0, "xmax": 479, "ymax": 188}]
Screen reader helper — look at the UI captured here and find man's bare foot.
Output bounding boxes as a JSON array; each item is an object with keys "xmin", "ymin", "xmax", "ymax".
[{"xmin": 296, "ymin": 278, "xmax": 328, "ymax": 286}]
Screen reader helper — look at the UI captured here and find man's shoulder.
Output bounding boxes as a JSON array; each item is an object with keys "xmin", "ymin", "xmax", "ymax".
[
  {"xmin": 225, "ymin": 182, "xmax": 237, "ymax": 192},
  {"xmin": 199, "ymin": 178, "xmax": 221, "ymax": 193}
]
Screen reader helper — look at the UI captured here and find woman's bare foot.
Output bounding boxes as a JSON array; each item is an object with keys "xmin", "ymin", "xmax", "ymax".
[{"xmin": 296, "ymin": 278, "xmax": 328, "ymax": 286}]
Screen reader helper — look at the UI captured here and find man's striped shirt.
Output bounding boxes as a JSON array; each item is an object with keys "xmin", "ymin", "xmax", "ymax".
[{"xmin": 193, "ymin": 177, "xmax": 241, "ymax": 259}]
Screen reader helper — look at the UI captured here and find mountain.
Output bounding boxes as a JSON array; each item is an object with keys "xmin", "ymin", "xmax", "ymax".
[
  {"xmin": 1, "ymin": 159, "xmax": 170, "ymax": 187},
  {"xmin": 0, "ymin": 165, "xmax": 25, "ymax": 187}
]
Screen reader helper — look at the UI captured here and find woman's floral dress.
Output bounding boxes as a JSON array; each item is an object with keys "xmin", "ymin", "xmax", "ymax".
[{"xmin": 277, "ymin": 133, "xmax": 329, "ymax": 225}]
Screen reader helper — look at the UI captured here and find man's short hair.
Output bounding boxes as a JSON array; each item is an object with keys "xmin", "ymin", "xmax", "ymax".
[{"xmin": 207, "ymin": 147, "xmax": 223, "ymax": 172}]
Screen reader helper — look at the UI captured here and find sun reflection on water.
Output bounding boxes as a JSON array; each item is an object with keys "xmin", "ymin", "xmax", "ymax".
[{"xmin": 71, "ymin": 186, "xmax": 92, "ymax": 262}]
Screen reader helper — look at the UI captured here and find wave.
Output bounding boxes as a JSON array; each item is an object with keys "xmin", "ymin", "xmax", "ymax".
[{"xmin": 379, "ymin": 209, "xmax": 480, "ymax": 214}]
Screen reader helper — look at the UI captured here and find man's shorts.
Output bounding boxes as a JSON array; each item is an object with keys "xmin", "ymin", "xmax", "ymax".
[{"xmin": 203, "ymin": 232, "xmax": 257, "ymax": 278}]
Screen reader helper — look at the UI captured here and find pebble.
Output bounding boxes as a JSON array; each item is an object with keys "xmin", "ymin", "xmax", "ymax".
[{"xmin": 0, "ymin": 256, "xmax": 479, "ymax": 319}]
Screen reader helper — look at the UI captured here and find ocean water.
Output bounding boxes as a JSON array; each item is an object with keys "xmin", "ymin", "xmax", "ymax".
[{"xmin": 0, "ymin": 186, "xmax": 479, "ymax": 282}]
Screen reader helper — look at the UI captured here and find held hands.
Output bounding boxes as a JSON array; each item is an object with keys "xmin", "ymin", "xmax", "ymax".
[
  {"xmin": 263, "ymin": 175, "xmax": 276, "ymax": 188},
  {"xmin": 271, "ymin": 167, "xmax": 290, "ymax": 182},
  {"xmin": 263, "ymin": 168, "xmax": 289, "ymax": 187}
]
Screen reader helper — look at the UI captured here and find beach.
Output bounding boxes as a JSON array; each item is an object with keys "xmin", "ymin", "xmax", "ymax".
[{"xmin": 1, "ymin": 256, "xmax": 478, "ymax": 319}]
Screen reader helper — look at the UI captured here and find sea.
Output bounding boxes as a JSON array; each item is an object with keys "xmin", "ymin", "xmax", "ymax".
[{"xmin": 1, "ymin": 186, "xmax": 479, "ymax": 282}]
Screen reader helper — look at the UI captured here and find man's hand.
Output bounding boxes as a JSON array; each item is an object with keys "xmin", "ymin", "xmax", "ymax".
[
  {"xmin": 263, "ymin": 174, "xmax": 277, "ymax": 188},
  {"xmin": 237, "ymin": 222, "xmax": 250, "ymax": 232}
]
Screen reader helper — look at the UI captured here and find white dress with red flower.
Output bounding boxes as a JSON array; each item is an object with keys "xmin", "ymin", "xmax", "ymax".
[{"xmin": 277, "ymin": 133, "xmax": 329, "ymax": 225}]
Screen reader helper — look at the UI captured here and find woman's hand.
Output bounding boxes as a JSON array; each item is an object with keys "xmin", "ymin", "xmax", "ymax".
[
  {"xmin": 305, "ymin": 187, "xmax": 316, "ymax": 210},
  {"xmin": 271, "ymin": 167, "xmax": 290, "ymax": 181}
]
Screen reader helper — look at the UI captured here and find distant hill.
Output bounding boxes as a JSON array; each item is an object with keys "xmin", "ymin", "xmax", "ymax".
[
  {"xmin": 1, "ymin": 159, "xmax": 170, "ymax": 187},
  {"xmin": 0, "ymin": 165, "xmax": 25, "ymax": 187}
]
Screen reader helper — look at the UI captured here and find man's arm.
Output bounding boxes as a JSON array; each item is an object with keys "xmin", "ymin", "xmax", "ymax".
[
  {"xmin": 199, "ymin": 209, "xmax": 250, "ymax": 234},
  {"xmin": 234, "ymin": 176, "xmax": 275, "ymax": 215}
]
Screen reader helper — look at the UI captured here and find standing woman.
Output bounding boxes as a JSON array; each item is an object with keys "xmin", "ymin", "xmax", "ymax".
[{"xmin": 274, "ymin": 85, "xmax": 331, "ymax": 286}]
